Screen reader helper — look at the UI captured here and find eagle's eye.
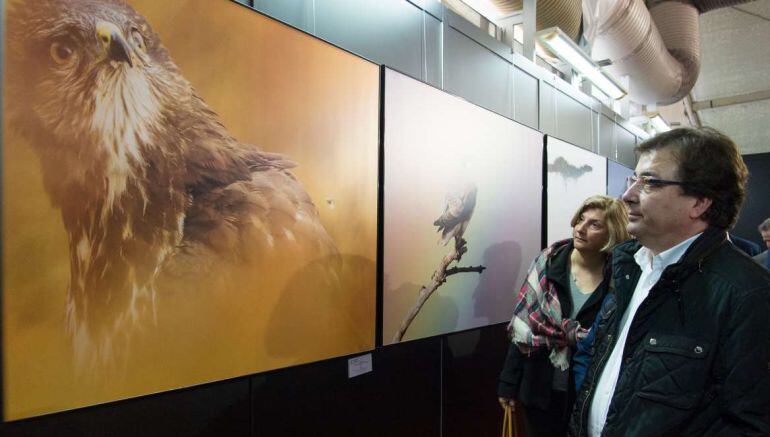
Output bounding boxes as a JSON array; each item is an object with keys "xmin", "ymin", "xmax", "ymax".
[
  {"xmin": 131, "ymin": 28, "xmax": 146, "ymax": 53},
  {"xmin": 49, "ymin": 41, "xmax": 75, "ymax": 65}
]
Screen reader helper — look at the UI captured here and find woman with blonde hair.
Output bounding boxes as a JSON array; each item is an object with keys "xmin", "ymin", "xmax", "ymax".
[{"xmin": 497, "ymin": 195, "xmax": 630, "ymax": 437}]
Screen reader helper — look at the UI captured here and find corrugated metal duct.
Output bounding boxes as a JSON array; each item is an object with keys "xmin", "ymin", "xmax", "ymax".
[{"xmin": 584, "ymin": 0, "xmax": 753, "ymax": 105}]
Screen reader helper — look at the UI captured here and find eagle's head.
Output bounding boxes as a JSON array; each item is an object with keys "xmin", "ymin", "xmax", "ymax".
[{"xmin": 6, "ymin": 0, "xmax": 189, "ymax": 207}]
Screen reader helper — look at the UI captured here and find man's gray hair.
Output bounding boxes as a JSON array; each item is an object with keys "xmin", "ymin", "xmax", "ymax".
[{"xmin": 759, "ymin": 218, "xmax": 770, "ymax": 232}]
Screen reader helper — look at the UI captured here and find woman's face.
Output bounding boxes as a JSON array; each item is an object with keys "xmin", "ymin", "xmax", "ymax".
[{"xmin": 573, "ymin": 208, "xmax": 610, "ymax": 253}]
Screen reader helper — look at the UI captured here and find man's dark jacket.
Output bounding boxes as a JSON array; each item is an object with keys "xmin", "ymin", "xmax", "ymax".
[
  {"xmin": 729, "ymin": 233, "xmax": 761, "ymax": 257},
  {"xmin": 498, "ymin": 239, "xmax": 609, "ymax": 411},
  {"xmin": 568, "ymin": 228, "xmax": 770, "ymax": 436}
]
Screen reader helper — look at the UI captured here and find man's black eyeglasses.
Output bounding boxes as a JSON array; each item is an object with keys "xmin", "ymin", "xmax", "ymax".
[{"xmin": 626, "ymin": 175, "xmax": 689, "ymax": 193}]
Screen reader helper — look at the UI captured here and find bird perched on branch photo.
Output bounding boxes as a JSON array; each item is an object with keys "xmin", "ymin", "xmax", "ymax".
[
  {"xmin": 392, "ymin": 182, "xmax": 483, "ymax": 342},
  {"xmin": 5, "ymin": 0, "xmax": 339, "ymax": 367},
  {"xmin": 433, "ymin": 183, "xmax": 478, "ymax": 248}
]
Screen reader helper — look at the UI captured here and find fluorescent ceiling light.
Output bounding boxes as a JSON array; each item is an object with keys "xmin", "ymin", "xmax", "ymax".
[{"xmin": 536, "ymin": 27, "xmax": 627, "ymax": 100}]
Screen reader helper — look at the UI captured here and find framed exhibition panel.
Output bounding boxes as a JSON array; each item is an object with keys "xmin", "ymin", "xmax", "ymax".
[
  {"xmin": 2, "ymin": 0, "xmax": 378, "ymax": 420},
  {"xmin": 382, "ymin": 68, "xmax": 543, "ymax": 345},
  {"xmin": 546, "ymin": 137, "xmax": 608, "ymax": 244},
  {"xmin": 607, "ymin": 159, "xmax": 635, "ymax": 199}
]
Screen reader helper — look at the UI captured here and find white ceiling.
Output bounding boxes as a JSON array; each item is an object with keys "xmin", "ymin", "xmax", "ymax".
[{"xmin": 693, "ymin": 0, "xmax": 770, "ymax": 155}]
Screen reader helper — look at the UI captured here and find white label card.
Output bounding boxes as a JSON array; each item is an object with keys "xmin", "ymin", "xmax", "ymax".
[{"xmin": 347, "ymin": 353, "xmax": 373, "ymax": 378}]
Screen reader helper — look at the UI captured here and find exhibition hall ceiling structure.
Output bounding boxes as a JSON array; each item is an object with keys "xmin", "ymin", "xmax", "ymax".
[
  {"xmin": 2, "ymin": 0, "xmax": 378, "ymax": 420},
  {"xmin": 382, "ymin": 68, "xmax": 543, "ymax": 345}
]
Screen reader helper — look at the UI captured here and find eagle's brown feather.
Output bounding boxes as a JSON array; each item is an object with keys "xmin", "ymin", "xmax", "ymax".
[{"xmin": 6, "ymin": 0, "xmax": 339, "ymax": 368}]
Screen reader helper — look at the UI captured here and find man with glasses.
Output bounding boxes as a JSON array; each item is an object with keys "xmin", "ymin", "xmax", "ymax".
[{"xmin": 569, "ymin": 127, "xmax": 770, "ymax": 436}]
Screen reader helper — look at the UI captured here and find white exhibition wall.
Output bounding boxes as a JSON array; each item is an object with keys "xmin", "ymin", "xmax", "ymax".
[
  {"xmin": 546, "ymin": 136, "xmax": 608, "ymax": 244},
  {"xmin": 608, "ymin": 159, "xmax": 635, "ymax": 199},
  {"xmin": 383, "ymin": 68, "xmax": 543, "ymax": 345}
]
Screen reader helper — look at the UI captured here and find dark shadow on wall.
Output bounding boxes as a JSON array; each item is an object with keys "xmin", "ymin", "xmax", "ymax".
[
  {"xmin": 265, "ymin": 254, "xmax": 376, "ymax": 361},
  {"xmin": 472, "ymin": 240, "xmax": 522, "ymax": 325}
]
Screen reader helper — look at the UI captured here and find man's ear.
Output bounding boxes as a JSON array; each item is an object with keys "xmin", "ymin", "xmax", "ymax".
[{"xmin": 690, "ymin": 196, "xmax": 713, "ymax": 221}]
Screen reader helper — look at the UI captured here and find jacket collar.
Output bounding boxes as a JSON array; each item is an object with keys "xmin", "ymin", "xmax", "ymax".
[
  {"xmin": 613, "ymin": 227, "xmax": 728, "ymax": 287},
  {"xmin": 546, "ymin": 238, "xmax": 611, "ymax": 324},
  {"xmin": 633, "ymin": 233, "xmax": 701, "ymax": 273},
  {"xmin": 545, "ymin": 239, "xmax": 573, "ymax": 290}
]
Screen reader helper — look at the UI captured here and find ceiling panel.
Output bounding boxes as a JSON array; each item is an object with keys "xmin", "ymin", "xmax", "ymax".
[
  {"xmin": 692, "ymin": 0, "xmax": 770, "ymax": 154},
  {"xmin": 699, "ymin": 98, "xmax": 770, "ymax": 155},
  {"xmin": 693, "ymin": 0, "xmax": 770, "ymax": 101}
]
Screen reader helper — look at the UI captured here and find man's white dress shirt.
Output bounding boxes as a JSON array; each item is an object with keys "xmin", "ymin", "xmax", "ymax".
[{"xmin": 587, "ymin": 233, "xmax": 701, "ymax": 437}]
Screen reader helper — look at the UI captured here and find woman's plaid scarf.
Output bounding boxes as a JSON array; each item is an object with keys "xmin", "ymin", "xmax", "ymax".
[{"xmin": 508, "ymin": 239, "xmax": 588, "ymax": 371}]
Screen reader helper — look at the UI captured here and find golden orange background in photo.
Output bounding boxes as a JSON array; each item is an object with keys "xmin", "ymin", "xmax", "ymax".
[{"xmin": 2, "ymin": 0, "xmax": 378, "ymax": 420}]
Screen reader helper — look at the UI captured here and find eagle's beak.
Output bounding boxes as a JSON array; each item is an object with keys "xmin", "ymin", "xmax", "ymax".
[{"xmin": 96, "ymin": 21, "xmax": 133, "ymax": 67}]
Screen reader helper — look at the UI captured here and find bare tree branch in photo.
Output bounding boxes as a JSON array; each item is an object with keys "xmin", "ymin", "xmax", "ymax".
[{"xmin": 392, "ymin": 183, "xmax": 485, "ymax": 343}]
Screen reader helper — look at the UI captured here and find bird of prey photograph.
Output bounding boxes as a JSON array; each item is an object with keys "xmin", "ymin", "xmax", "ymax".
[
  {"xmin": 382, "ymin": 68, "xmax": 543, "ymax": 345},
  {"xmin": 2, "ymin": 0, "xmax": 378, "ymax": 420},
  {"xmin": 391, "ymin": 183, "xmax": 484, "ymax": 343},
  {"xmin": 434, "ymin": 183, "xmax": 478, "ymax": 247}
]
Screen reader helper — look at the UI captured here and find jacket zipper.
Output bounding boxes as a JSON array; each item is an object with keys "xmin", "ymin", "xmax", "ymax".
[{"xmin": 578, "ymin": 332, "xmax": 615, "ymax": 437}]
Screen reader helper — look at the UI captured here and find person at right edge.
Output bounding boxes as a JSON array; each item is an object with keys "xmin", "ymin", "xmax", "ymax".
[
  {"xmin": 753, "ymin": 217, "xmax": 770, "ymax": 269},
  {"xmin": 569, "ymin": 127, "xmax": 770, "ymax": 437}
]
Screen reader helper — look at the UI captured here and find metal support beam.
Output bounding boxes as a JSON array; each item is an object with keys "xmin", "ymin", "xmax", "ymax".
[
  {"xmin": 523, "ymin": 0, "xmax": 537, "ymax": 61},
  {"xmin": 692, "ymin": 89, "xmax": 770, "ymax": 111},
  {"xmin": 683, "ymin": 94, "xmax": 701, "ymax": 127}
]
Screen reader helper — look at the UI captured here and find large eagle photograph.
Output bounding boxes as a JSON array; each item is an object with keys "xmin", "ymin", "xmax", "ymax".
[{"xmin": 3, "ymin": 0, "xmax": 377, "ymax": 419}]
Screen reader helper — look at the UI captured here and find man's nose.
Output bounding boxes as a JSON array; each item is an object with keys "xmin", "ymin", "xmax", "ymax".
[{"xmin": 621, "ymin": 185, "xmax": 637, "ymax": 203}]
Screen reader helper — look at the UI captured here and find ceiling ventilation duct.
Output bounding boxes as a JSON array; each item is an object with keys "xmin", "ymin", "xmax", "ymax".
[
  {"xmin": 583, "ymin": 0, "xmax": 753, "ymax": 106},
  {"xmin": 479, "ymin": 0, "xmax": 751, "ymax": 106}
]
